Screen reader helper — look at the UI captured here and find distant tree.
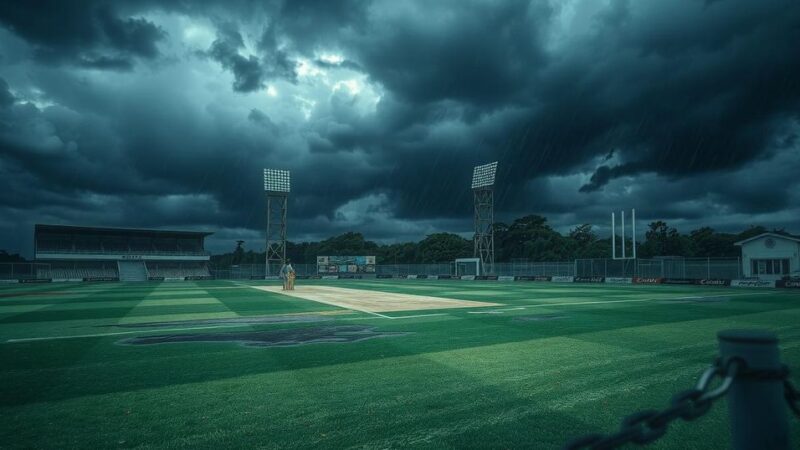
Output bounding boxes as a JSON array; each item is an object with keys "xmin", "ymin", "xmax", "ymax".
[
  {"xmin": 232, "ymin": 241, "xmax": 245, "ymax": 264},
  {"xmin": 737, "ymin": 225, "xmax": 768, "ymax": 241},
  {"xmin": 416, "ymin": 233, "xmax": 471, "ymax": 263},
  {"xmin": 315, "ymin": 232, "xmax": 379, "ymax": 257},
  {"xmin": 206, "ymin": 214, "xmax": 797, "ymax": 266},
  {"xmin": 495, "ymin": 215, "xmax": 570, "ymax": 261},
  {"xmin": 377, "ymin": 242, "xmax": 418, "ymax": 264},
  {"xmin": 639, "ymin": 221, "xmax": 691, "ymax": 257},
  {"xmin": 568, "ymin": 224, "xmax": 609, "ymax": 258},
  {"xmin": 0, "ymin": 250, "xmax": 25, "ymax": 263},
  {"xmin": 688, "ymin": 227, "xmax": 738, "ymax": 258}
]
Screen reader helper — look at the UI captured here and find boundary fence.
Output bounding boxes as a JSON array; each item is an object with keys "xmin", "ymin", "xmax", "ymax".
[
  {"xmin": 0, "ymin": 263, "xmax": 51, "ymax": 280},
  {"xmin": 575, "ymin": 258, "xmax": 742, "ymax": 280}
]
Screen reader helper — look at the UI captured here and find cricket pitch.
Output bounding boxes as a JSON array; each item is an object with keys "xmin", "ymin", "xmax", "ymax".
[{"xmin": 253, "ymin": 285, "xmax": 501, "ymax": 313}]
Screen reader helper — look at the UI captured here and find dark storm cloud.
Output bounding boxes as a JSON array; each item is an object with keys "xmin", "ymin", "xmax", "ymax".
[
  {"xmin": 0, "ymin": 77, "xmax": 13, "ymax": 107},
  {"xmin": 1, "ymin": 0, "xmax": 800, "ymax": 257},
  {"xmin": 344, "ymin": 1, "xmax": 550, "ymax": 106},
  {"xmin": 205, "ymin": 23, "xmax": 295, "ymax": 92},
  {"xmin": 0, "ymin": 1, "xmax": 165, "ymax": 69}
]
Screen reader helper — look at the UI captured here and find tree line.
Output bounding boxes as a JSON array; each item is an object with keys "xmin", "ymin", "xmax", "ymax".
[{"xmin": 211, "ymin": 215, "xmax": 793, "ymax": 266}]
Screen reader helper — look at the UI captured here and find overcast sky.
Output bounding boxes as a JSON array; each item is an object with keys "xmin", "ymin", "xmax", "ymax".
[{"xmin": 1, "ymin": 0, "xmax": 799, "ymax": 256}]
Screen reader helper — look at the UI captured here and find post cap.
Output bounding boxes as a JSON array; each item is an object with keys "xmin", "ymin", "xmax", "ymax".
[{"xmin": 717, "ymin": 329, "xmax": 778, "ymax": 344}]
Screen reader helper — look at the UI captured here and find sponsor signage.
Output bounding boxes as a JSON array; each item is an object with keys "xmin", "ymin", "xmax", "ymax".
[
  {"xmin": 663, "ymin": 278, "xmax": 694, "ymax": 285},
  {"xmin": 731, "ymin": 279, "xmax": 776, "ymax": 288},
  {"xmin": 461, "ymin": 275, "xmax": 476, "ymax": 281},
  {"xmin": 0, "ymin": 279, "xmax": 19, "ymax": 283},
  {"xmin": 516, "ymin": 275, "xmax": 553, "ymax": 281},
  {"xmin": 322, "ymin": 275, "xmax": 339, "ymax": 280},
  {"xmin": 498, "ymin": 276, "xmax": 515, "ymax": 281},
  {"xmin": 634, "ymin": 277, "xmax": 663, "ymax": 284},
  {"xmin": 307, "ymin": 275, "xmax": 322, "ymax": 280},
  {"xmin": 778, "ymin": 280, "xmax": 800, "ymax": 288},
  {"xmin": 428, "ymin": 275, "xmax": 439, "ymax": 280},
  {"xmin": 474, "ymin": 275, "xmax": 499, "ymax": 281},
  {"xmin": 416, "ymin": 274, "xmax": 429, "ymax": 279},
  {"xmin": 605, "ymin": 277, "xmax": 633, "ymax": 284},
  {"xmin": 83, "ymin": 277, "xmax": 119, "ymax": 282},
  {"xmin": 249, "ymin": 275, "xmax": 265, "ymax": 280},
  {"xmin": 438, "ymin": 275, "xmax": 452, "ymax": 279},
  {"xmin": 574, "ymin": 276, "xmax": 604, "ymax": 283},
  {"xmin": 376, "ymin": 274, "xmax": 394, "ymax": 279},
  {"xmin": 696, "ymin": 279, "xmax": 731, "ymax": 287},
  {"xmin": 317, "ymin": 256, "xmax": 376, "ymax": 274},
  {"xmin": 121, "ymin": 255, "xmax": 143, "ymax": 260},
  {"xmin": 164, "ymin": 277, "xmax": 184, "ymax": 282},
  {"xmin": 19, "ymin": 278, "xmax": 52, "ymax": 284},
  {"xmin": 551, "ymin": 276, "xmax": 575, "ymax": 283},
  {"xmin": 148, "ymin": 276, "xmax": 166, "ymax": 281},
  {"xmin": 406, "ymin": 275, "xmax": 418, "ymax": 279},
  {"xmin": 184, "ymin": 275, "xmax": 213, "ymax": 281}
]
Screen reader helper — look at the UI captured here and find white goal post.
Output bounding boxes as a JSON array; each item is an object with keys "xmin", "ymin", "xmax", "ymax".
[{"xmin": 454, "ymin": 258, "xmax": 480, "ymax": 277}]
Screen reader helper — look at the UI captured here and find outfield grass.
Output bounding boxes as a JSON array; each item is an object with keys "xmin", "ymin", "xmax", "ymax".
[{"xmin": 1, "ymin": 280, "xmax": 799, "ymax": 449}]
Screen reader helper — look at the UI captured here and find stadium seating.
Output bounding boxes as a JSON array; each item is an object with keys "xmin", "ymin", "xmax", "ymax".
[{"xmin": 145, "ymin": 262, "xmax": 210, "ymax": 278}]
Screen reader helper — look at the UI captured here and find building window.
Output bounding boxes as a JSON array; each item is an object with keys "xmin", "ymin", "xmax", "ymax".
[{"xmin": 752, "ymin": 259, "xmax": 790, "ymax": 275}]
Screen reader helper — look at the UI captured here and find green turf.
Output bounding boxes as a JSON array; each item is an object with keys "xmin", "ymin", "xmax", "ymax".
[{"xmin": 1, "ymin": 280, "xmax": 799, "ymax": 449}]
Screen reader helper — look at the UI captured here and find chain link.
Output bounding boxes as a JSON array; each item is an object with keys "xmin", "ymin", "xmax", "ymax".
[{"xmin": 564, "ymin": 359, "xmax": 743, "ymax": 450}]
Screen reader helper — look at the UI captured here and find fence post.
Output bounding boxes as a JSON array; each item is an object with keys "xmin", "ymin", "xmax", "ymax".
[{"xmin": 717, "ymin": 330, "xmax": 790, "ymax": 450}]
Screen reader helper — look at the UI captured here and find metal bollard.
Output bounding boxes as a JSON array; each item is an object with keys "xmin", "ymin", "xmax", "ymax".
[{"xmin": 717, "ymin": 330, "xmax": 790, "ymax": 450}]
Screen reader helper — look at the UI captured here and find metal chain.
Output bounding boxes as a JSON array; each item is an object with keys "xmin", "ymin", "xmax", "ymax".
[{"xmin": 564, "ymin": 359, "xmax": 742, "ymax": 450}]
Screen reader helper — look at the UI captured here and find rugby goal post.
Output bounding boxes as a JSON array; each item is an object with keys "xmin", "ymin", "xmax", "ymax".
[
  {"xmin": 612, "ymin": 209, "xmax": 636, "ymax": 260},
  {"xmin": 455, "ymin": 258, "xmax": 480, "ymax": 277}
]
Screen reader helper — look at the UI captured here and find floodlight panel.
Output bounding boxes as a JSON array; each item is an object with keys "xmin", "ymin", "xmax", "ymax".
[
  {"xmin": 471, "ymin": 161, "xmax": 498, "ymax": 189},
  {"xmin": 263, "ymin": 168, "xmax": 291, "ymax": 192}
]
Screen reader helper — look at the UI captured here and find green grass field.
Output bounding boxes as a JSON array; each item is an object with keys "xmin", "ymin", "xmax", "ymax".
[{"xmin": 1, "ymin": 280, "xmax": 799, "ymax": 449}]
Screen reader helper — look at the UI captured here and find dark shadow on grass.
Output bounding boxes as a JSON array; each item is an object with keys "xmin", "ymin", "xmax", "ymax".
[
  {"xmin": 118, "ymin": 325, "xmax": 411, "ymax": 348},
  {"xmin": 104, "ymin": 314, "xmax": 333, "ymax": 328}
]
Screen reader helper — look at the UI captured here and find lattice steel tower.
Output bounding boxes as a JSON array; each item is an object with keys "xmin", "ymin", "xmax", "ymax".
[
  {"xmin": 263, "ymin": 168, "xmax": 290, "ymax": 277},
  {"xmin": 472, "ymin": 162, "xmax": 498, "ymax": 275}
]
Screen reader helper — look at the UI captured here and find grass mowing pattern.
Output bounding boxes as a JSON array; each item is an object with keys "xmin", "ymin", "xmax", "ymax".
[{"xmin": 1, "ymin": 280, "xmax": 799, "ymax": 449}]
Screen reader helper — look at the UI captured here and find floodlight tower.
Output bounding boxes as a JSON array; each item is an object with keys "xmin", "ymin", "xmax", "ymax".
[
  {"xmin": 472, "ymin": 162, "xmax": 498, "ymax": 275},
  {"xmin": 263, "ymin": 168, "xmax": 290, "ymax": 277}
]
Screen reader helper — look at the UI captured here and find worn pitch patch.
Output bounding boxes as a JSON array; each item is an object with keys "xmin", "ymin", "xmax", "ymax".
[
  {"xmin": 118, "ymin": 325, "xmax": 409, "ymax": 347},
  {"xmin": 253, "ymin": 285, "xmax": 500, "ymax": 313}
]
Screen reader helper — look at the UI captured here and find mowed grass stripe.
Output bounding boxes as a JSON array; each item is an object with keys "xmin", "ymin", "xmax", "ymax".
[
  {"xmin": 1, "ymin": 280, "xmax": 798, "ymax": 449},
  {"xmin": 5, "ymin": 309, "xmax": 797, "ymax": 448}
]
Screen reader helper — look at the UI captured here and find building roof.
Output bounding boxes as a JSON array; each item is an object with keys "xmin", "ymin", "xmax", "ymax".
[
  {"xmin": 35, "ymin": 224, "xmax": 213, "ymax": 238},
  {"xmin": 734, "ymin": 232, "xmax": 800, "ymax": 246}
]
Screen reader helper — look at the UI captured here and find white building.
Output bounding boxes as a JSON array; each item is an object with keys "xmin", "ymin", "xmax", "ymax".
[{"xmin": 734, "ymin": 233, "xmax": 800, "ymax": 280}]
